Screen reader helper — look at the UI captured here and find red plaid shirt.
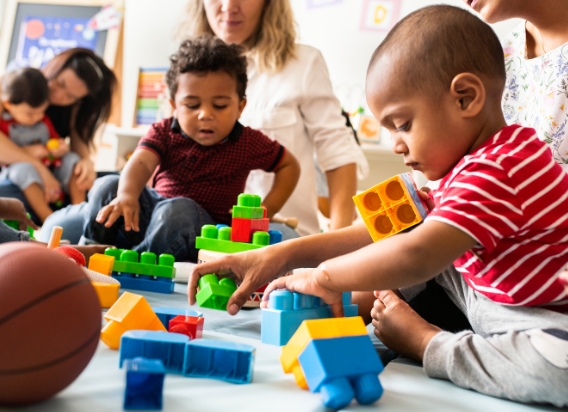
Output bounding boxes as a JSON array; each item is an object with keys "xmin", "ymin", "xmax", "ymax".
[{"xmin": 138, "ymin": 117, "xmax": 284, "ymax": 224}]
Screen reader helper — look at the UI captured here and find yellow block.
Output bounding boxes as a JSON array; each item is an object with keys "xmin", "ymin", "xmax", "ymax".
[
  {"xmin": 88, "ymin": 253, "xmax": 115, "ymax": 276},
  {"xmin": 92, "ymin": 281, "xmax": 119, "ymax": 308},
  {"xmin": 101, "ymin": 292, "xmax": 166, "ymax": 349},
  {"xmin": 280, "ymin": 317, "xmax": 367, "ymax": 389}
]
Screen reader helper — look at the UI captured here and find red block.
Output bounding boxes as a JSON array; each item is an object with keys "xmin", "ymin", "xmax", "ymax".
[
  {"xmin": 168, "ymin": 315, "xmax": 204, "ymax": 339},
  {"xmin": 250, "ymin": 218, "xmax": 269, "ymax": 232},
  {"xmin": 231, "ymin": 218, "xmax": 252, "ymax": 243}
]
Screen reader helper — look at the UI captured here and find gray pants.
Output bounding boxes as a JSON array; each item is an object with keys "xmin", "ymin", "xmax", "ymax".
[{"xmin": 423, "ymin": 267, "xmax": 568, "ymax": 407}]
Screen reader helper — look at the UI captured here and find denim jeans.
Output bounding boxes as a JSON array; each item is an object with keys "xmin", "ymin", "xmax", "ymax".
[
  {"xmin": 0, "ymin": 220, "xmax": 30, "ymax": 243},
  {"xmin": 82, "ymin": 175, "xmax": 217, "ymax": 262}
]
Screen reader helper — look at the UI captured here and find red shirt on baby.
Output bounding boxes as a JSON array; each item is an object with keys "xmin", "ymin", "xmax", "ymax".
[{"xmin": 427, "ymin": 124, "xmax": 568, "ymax": 311}]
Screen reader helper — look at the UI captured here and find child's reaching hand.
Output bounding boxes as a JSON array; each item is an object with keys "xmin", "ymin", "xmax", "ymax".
[
  {"xmin": 418, "ymin": 187, "xmax": 435, "ymax": 212},
  {"xmin": 261, "ymin": 264, "xmax": 345, "ymax": 318},
  {"xmin": 0, "ymin": 198, "xmax": 38, "ymax": 230},
  {"xmin": 96, "ymin": 194, "xmax": 140, "ymax": 232},
  {"xmin": 48, "ymin": 138, "xmax": 70, "ymax": 158},
  {"xmin": 22, "ymin": 144, "xmax": 49, "ymax": 160}
]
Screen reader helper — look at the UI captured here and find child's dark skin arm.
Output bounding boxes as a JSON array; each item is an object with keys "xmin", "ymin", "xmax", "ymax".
[
  {"xmin": 96, "ymin": 149, "xmax": 159, "ymax": 232},
  {"xmin": 261, "ymin": 149, "xmax": 300, "ymax": 219}
]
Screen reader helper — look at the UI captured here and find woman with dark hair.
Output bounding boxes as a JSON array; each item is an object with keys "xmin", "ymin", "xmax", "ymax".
[{"xmin": 0, "ymin": 48, "xmax": 116, "ymax": 211}]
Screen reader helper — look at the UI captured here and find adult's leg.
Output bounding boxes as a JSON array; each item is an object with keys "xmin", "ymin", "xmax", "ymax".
[
  {"xmin": 133, "ymin": 197, "xmax": 216, "ymax": 262},
  {"xmin": 268, "ymin": 222, "xmax": 300, "ymax": 241},
  {"xmin": 423, "ymin": 267, "xmax": 568, "ymax": 406},
  {"xmin": 39, "ymin": 202, "xmax": 87, "ymax": 244}
]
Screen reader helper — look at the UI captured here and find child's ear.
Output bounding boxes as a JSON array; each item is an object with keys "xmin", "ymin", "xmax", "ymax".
[
  {"xmin": 449, "ymin": 73, "xmax": 485, "ymax": 118},
  {"xmin": 238, "ymin": 98, "xmax": 247, "ymax": 115}
]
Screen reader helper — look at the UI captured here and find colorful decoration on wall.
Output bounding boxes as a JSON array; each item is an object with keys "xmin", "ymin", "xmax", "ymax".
[{"xmin": 359, "ymin": 0, "xmax": 402, "ymax": 32}]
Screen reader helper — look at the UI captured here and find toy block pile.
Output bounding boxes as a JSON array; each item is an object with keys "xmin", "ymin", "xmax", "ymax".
[
  {"xmin": 353, "ymin": 172, "xmax": 428, "ymax": 242},
  {"xmin": 261, "ymin": 290, "xmax": 358, "ymax": 346},
  {"xmin": 104, "ymin": 248, "xmax": 176, "ymax": 294},
  {"xmin": 196, "ymin": 193, "xmax": 283, "ymax": 309},
  {"xmin": 281, "ymin": 317, "xmax": 384, "ymax": 409}
]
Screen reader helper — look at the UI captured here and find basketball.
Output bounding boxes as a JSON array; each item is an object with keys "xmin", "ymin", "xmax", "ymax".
[{"xmin": 0, "ymin": 243, "xmax": 101, "ymax": 406}]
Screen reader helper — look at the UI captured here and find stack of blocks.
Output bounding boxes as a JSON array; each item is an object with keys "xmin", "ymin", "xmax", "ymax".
[
  {"xmin": 104, "ymin": 248, "xmax": 175, "ymax": 294},
  {"xmin": 353, "ymin": 172, "xmax": 428, "ymax": 241},
  {"xmin": 195, "ymin": 193, "xmax": 283, "ymax": 309},
  {"xmin": 280, "ymin": 317, "xmax": 384, "ymax": 409},
  {"xmin": 261, "ymin": 290, "xmax": 358, "ymax": 346}
]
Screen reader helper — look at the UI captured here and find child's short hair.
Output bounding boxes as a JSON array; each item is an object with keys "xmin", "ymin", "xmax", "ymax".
[
  {"xmin": 1, "ymin": 67, "xmax": 49, "ymax": 108},
  {"xmin": 368, "ymin": 5, "xmax": 506, "ymax": 98},
  {"xmin": 166, "ymin": 36, "xmax": 248, "ymax": 100}
]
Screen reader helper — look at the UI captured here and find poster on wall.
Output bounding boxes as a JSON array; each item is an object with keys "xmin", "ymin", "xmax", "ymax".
[
  {"xmin": 13, "ymin": 15, "xmax": 98, "ymax": 69},
  {"xmin": 307, "ymin": 0, "xmax": 343, "ymax": 8},
  {"xmin": 360, "ymin": 0, "xmax": 402, "ymax": 32}
]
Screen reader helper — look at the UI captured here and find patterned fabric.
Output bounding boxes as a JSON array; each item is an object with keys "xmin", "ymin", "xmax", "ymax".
[
  {"xmin": 502, "ymin": 22, "xmax": 568, "ymax": 169},
  {"xmin": 427, "ymin": 125, "xmax": 568, "ymax": 311},
  {"xmin": 138, "ymin": 117, "xmax": 284, "ymax": 224}
]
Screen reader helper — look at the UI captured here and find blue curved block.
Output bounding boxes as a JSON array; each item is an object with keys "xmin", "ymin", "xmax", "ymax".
[
  {"xmin": 123, "ymin": 357, "xmax": 165, "ymax": 410},
  {"xmin": 298, "ymin": 335, "xmax": 384, "ymax": 409},
  {"xmin": 182, "ymin": 339, "xmax": 255, "ymax": 384},
  {"xmin": 154, "ymin": 307, "xmax": 203, "ymax": 329},
  {"xmin": 120, "ymin": 331, "xmax": 189, "ymax": 374}
]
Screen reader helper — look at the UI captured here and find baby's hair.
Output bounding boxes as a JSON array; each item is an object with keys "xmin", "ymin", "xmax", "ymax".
[
  {"xmin": 1, "ymin": 68, "xmax": 49, "ymax": 108},
  {"xmin": 166, "ymin": 35, "xmax": 248, "ymax": 99},
  {"xmin": 368, "ymin": 5, "xmax": 506, "ymax": 98}
]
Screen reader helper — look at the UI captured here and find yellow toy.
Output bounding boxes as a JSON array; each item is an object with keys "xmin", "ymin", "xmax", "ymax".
[
  {"xmin": 88, "ymin": 253, "xmax": 116, "ymax": 276},
  {"xmin": 353, "ymin": 172, "xmax": 428, "ymax": 241},
  {"xmin": 100, "ymin": 292, "xmax": 166, "ymax": 349},
  {"xmin": 280, "ymin": 317, "xmax": 368, "ymax": 389}
]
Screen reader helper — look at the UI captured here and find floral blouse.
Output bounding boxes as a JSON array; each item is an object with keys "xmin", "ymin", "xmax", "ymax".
[{"xmin": 502, "ymin": 22, "xmax": 568, "ymax": 169}]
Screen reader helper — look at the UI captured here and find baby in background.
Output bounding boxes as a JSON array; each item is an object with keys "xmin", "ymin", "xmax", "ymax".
[{"xmin": 0, "ymin": 68, "xmax": 84, "ymax": 222}]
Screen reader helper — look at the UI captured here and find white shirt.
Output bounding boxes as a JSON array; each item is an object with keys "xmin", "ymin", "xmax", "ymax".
[{"xmin": 241, "ymin": 44, "xmax": 369, "ymax": 236}]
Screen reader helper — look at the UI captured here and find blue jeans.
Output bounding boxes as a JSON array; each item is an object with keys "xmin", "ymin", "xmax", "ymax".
[
  {"xmin": 83, "ymin": 175, "xmax": 216, "ymax": 262},
  {"xmin": 0, "ymin": 220, "xmax": 30, "ymax": 242}
]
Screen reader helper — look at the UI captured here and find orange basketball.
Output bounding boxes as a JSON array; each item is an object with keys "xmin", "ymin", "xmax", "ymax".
[{"xmin": 0, "ymin": 243, "xmax": 101, "ymax": 406}]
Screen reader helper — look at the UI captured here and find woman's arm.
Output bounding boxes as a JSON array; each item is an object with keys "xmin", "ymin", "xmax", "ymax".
[
  {"xmin": 69, "ymin": 131, "xmax": 96, "ymax": 191},
  {"xmin": 326, "ymin": 163, "xmax": 357, "ymax": 229},
  {"xmin": 262, "ymin": 149, "xmax": 300, "ymax": 218}
]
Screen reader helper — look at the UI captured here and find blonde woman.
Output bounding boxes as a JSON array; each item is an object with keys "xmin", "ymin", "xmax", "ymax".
[{"xmin": 178, "ymin": 0, "xmax": 368, "ymax": 237}]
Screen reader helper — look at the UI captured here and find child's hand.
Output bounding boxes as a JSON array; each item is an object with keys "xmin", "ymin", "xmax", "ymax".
[
  {"xmin": 96, "ymin": 195, "xmax": 140, "ymax": 231},
  {"xmin": 260, "ymin": 266, "xmax": 345, "ymax": 317},
  {"xmin": 23, "ymin": 144, "xmax": 49, "ymax": 160},
  {"xmin": 559, "ymin": 270, "xmax": 568, "ymax": 293},
  {"xmin": 418, "ymin": 187, "xmax": 435, "ymax": 212},
  {"xmin": 73, "ymin": 158, "xmax": 96, "ymax": 191},
  {"xmin": 48, "ymin": 138, "xmax": 70, "ymax": 158},
  {"xmin": 0, "ymin": 198, "xmax": 38, "ymax": 230}
]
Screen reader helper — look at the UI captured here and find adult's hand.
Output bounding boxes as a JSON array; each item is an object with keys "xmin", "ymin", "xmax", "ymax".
[
  {"xmin": 188, "ymin": 245, "xmax": 289, "ymax": 315},
  {"xmin": 73, "ymin": 158, "xmax": 96, "ymax": 191},
  {"xmin": 0, "ymin": 198, "xmax": 38, "ymax": 230},
  {"xmin": 22, "ymin": 144, "xmax": 49, "ymax": 160}
]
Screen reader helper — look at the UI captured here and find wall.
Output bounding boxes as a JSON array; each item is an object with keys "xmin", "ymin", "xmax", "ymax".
[{"xmin": 121, "ymin": 0, "xmax": 521, "ymax": 127}]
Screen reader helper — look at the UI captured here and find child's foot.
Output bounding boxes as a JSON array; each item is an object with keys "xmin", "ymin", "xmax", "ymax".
[{"xmin": 371, "ymin": 290, "xmax": 441, "ymax": 361}]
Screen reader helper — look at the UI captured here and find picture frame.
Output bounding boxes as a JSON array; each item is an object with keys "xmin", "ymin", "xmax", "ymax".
[{"xmin": 0, "ymin": 0, "xmax": 123, "ymax": 71}]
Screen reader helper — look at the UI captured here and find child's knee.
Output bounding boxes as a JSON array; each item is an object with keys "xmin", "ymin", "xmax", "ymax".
[{"xmin": 89, "ymin": 175, "xmax": 120, "ymax": 202}]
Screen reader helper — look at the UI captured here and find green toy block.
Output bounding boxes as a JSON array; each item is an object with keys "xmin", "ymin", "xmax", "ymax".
[
  {"xmin": 196, "ymin": 274, "xmax": 238, "ymax": 310},
  {"xmin": 232, "ymin": 206, "xmax": 265, "ymax": 219},
  {"xmin": 237, "ymin": 193, "xmax": 261, "ymax": 208},
  {"xmin": 195, "ymin": 225, "xmax": 267, "ymax": 253},
  {"xmin": 3, "ymin": 215, "xmax": 35, "ymax": 239},
  {"xmin": 104, "ymin": 249, "xmax": 175, "ymax": 278}
]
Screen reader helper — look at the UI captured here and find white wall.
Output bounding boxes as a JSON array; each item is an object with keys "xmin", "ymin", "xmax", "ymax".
[{"xmin": 121, "ymin": 0, "xmax": 521, "ymax": 126}]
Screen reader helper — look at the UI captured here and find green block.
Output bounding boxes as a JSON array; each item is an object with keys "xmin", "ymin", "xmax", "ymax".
[
  {"xmin": 104, "ymin": 248, "xmax": 175, "ymax": 278},
  {"xmin": 195, "ymin": 237, "xmax": 263, "ymax": 253},
  {"xmin": 232, "ymin": 206, "xmax": 265, "ymax": 219},
  {"xmin": 237, "ymin": 193, "xmax": 261, "ymax": 207},
  {"xmin": 196, "ymin": 274, "xmax": 237, "ymax": 310},
  {"xmin": 3, "ymin": 215, "xmax": 35, "ymax": 239}
]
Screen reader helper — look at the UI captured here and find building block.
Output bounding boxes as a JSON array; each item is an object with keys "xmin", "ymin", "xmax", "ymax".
[
  {"xmin": 88, "ymin": 253, "xmax": 115, "ymax": 276},
  {"xmin": 261, "ymin": 290, "xmax": 359, "ymax": 347},
  {"xmin": 298, "ymin": 335, "xmax": 384, "ymax": 409},
  {"xmin": 92, "ymin": 281, "xmax": 120, "ymax": 308},
  {"xmin": 231, "ymin": 217, "xmax": 270, "ymax": 243},
  {"xmin": 172, "ymin": 261, "xmax": 195, "ymax": 283},
  {"xmin": 123, "ymin": 357, "xmax": 165, "ymax": 410},
  {"xmin": 231, "ymin": 193, "xmax": 264, "ymax": 219},
  {"xmin": 153, "ymin": 307, "xmax": 203, "ymax": 329},
  {"xmin": 268, "ymin": 229, "xmax": 283, "ymax": 245},
  {"xmin": 120, "ymin": 331, "xmax": 189, "ymax": 374},
  {"xmin": 168, "ymin": 315, "xmax": 204, "ymax": 339},
  {"xmin": 196, "ymin": 224, "xmax": 269, "ymax": 253},
  {"xmin": 115, "ymin": 275, "xmax": 175, "ymax": 294},
  {"xmin": 182, "ymin": 339, "xmax": 255, "ymax": 384},
  {"xmin": 280, "ymin": 316, "xmax": 368, "ymax": 389},
  {"xmin": 195, "ymin": 274, "xmax": 237, "ymax": 311},
  {"xmin": 104, "ymin": 248, "xmax": 175, "ymax": 278},
  {"xmin": 101, "ymin": 292, "xmax": 166, "ymax": 349},
  {"xmin": 353, "ymin": 172, "xmax": 428, "ymax": 242}
]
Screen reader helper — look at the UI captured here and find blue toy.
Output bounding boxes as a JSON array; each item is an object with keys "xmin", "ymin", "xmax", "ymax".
[
  {"xmin": 298, "ymin": 335, "xmax": 384, "ymax": 409},
  {"xmin": 182, "ymin": 339, "xmax": 255, "ymax": 384},
  {"xmin": 153, "ymin": 307, "xmax": 203, "ymax": 329},
  {"xmin": 123, "ymin": 357, "xmax": 166, "ymax": 410},
  {"xmin": 120, "ymin": 331, "xmax": 189, "ymax": 374},
  {"xmin": 261, "ymin": 290, "xmax": 358, "ymax": 346}
]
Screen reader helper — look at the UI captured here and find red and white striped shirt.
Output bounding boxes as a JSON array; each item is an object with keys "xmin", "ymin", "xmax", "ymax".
[{"xmin": 427, "ymin": 124, "xmax": 568, "ymax": 311}]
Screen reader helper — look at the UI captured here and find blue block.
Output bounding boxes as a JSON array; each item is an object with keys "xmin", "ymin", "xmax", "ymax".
[
  {"xmin": 120, "ymin": 331, "xmax": 189, "ymax": 374},
  {"xmin": 154, "ymin": 307, "xmax": 203, "ymax": 329},
  {"xmin": 268, "ymin": 229, "xmax": 282, "ymax": 245},
  {"xmin": 113, "ymin": 274, "xmax": 175, "ymax": 294},
  {"xmin": 260, "ymin": 291, "xmax": 358, "ymax": 346},
  {"xmin": 123, "ymin": 357, "xmax": 165, "ymax": 410},
  {"xmin": 182, "ymin": 339, "xmax": 255, "ymax": 384},
  {"xmin": 298, "ymin": 335, "xmax": 384, "ymax": 409}
]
